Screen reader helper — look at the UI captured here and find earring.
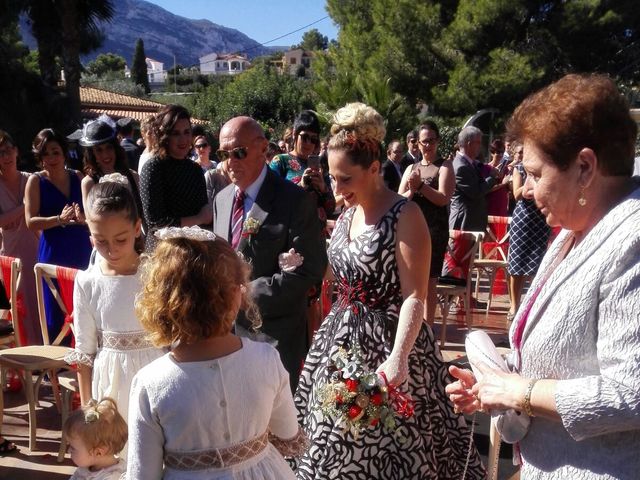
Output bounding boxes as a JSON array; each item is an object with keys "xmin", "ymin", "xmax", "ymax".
[{"xmin": 578, "ymin": 187, "xmax": 587, "ymax": 206}]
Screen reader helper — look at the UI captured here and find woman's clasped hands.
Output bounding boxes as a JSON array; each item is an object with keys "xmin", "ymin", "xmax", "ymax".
[
  {"xmin": 59, "ymin": 202, "xmax": 85, "ymax": 226},
  {"xmin": 446, "ymin": 363, "xmax": 529, "ymax": 415}
]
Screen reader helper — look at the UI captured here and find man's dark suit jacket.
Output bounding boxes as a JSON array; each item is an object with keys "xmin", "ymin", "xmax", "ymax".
[
  {"xmin": 120, "ymin": 138, "xmax": 141, "ymax": 172},
  {"xmin": 213, "ymin": 168, "xmax": 327, "ymax": 391},
  {"xmin": 382, "ymin": 160, "xmax": 405, "ymax": 192},
  {"xmin": 402, "ymin": 151, "xmax": 421, "ymax": 167},
  {"xmin": 449, "ymin": 152, "xmax": 497, "ymax": 232}
]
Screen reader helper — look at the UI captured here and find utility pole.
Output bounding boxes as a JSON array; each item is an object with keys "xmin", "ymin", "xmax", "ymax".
[{"xmin": 173, "ymin": 54, "xmax": 177, "ymax": 93}]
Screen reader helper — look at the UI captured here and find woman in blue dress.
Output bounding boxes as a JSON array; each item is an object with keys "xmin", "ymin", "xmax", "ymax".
[{"xmin": 25, "ymin": 129, "xmax": 91, "ymax": 342}]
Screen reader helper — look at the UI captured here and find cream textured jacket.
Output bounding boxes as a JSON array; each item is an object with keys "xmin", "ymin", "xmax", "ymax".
[{"xmin": 509, "ymin": 182, "xmax": 640, "ymax": 479}]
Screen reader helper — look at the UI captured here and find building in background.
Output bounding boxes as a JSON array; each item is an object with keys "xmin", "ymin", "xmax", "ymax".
[{"xmin": 199, "ymin": 53, "xmax": 251, "ymax": 76}]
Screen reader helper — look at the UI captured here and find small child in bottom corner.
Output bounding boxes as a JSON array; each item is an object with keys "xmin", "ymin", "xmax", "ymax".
[
  {"xmin": 127, "ymin": 226, "xmax": 307, "ymax": 479},
  {"xmin": 64, "ymin": 397, "xmax": 127, "ymax": 480}
]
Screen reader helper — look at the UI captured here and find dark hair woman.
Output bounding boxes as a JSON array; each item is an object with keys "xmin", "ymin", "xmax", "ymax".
[
  {"xmin": 139, "ymin": 105, "xmax": 210, "ymax": 251},
  {"xmin": 79, "ymin": 116, "xmax": 146, "ymax": 233},
  {"xmin": 25, "ymin": 128, "xmax": 92, "ymax": 342}
]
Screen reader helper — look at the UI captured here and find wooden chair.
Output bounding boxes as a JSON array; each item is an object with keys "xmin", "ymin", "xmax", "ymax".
[
  {"xmin": 34, "ymin": 263, "xmax": 81, "ymax": 462},
  {"xmin": 472, "ymin": 216, "xmax": 511, "ymax": 315},
  {"xmin": 35, "ymin": 263, "xmax": 77, "ymax": 346},
  {"xmin": 436, "ymin": 231, "xmax": 483, "ymax": 347},
  {"xmin": 0, "ymin": 263, "xmax": 78, "ymax": 451},
  {"xmin": 0, "ymin": 256, "xmax": 22, "ymax": 350}
]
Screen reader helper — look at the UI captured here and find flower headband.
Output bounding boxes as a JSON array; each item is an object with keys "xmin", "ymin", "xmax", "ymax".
[
  {"xmin": 99, "ymin": 172, "xmax": 130, "ymax": 187},
  {"xmin": 154, "ymin": 226, "xmax": 217, "ymax": 242}
]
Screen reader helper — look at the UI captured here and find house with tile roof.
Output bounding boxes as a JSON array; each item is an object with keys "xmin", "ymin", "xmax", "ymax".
[{"xmin": 80, "ymin": 86, "xmax": 207, "ymax": 124}]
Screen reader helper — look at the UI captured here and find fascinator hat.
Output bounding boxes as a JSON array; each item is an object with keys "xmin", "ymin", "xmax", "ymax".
[{"xmin": 79, "ymin": 114, "xmax": 117, "ymax": 147}]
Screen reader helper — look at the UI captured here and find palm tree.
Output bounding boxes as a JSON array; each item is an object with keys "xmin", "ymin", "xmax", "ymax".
[{"xmin": 23, "ymin": 0, "xmax": 115, "ymax": 125}]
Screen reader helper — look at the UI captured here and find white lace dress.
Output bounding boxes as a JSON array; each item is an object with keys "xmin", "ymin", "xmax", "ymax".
[
  {"xmin": 70, "ymin": 458, "xmax": 126, "ymax": 479},
  {"xmin": 66, "ymin": 265, "xmax": 164, "ymax": 429},
  {"xmin": 127, "ymin": 339, "xmax": 306, "ymax": 480}
]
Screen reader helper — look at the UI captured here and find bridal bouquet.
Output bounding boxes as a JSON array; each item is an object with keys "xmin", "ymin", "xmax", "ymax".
[{"xmin": 316, "ymin": 345, "xmax": 414, "ymax": 437}]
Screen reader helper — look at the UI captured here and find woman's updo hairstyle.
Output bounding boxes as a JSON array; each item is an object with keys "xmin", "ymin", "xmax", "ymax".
[{"xmin": 328, "ymin": 103, "xmax": 386, "ymax": 168}]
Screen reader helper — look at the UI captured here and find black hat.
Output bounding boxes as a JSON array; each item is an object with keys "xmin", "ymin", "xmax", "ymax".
[{"xmin": 79, "ymin": 119, "xmax": 116, "ymax": 147}]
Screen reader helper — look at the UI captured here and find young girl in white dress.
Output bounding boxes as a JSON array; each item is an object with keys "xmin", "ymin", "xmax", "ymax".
[
  {"xmin": 64, "ymin": 397, "xmax": 128, "ymax": 480},
  {"xmin": 127, "ymin": 227, "xmax": 307, "ymax": 480},
  {"xmin": 65, "ymin": 177, "xmax": 164, "ymax": 447}
]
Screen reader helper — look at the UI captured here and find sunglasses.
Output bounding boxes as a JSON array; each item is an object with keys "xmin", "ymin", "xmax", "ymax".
[
  {"xmin": 216, "ymin": 147, "xmax": 248, "ymax": 162},
  {"xmin": 299, "ymin": 133, "xmax": 320, "ymax": 145},
  {"xmin": 194, "ymin": 143, "xmax": 209, "ymax": 149}
]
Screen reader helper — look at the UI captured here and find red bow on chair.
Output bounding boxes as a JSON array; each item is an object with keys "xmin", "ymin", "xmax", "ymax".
[
  {"xmin": 0, "ymin": 256, "xmax": 27, "ymax": 346},
  {"xmin": 56, "ymin": 266, "xmax": 78, "ymax": 347}
]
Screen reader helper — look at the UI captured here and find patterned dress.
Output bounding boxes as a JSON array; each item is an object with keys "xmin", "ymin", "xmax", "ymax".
[
  {"xmin": 294, "ymin": 199, "xmax": 485, "ymax": 479},
  {"xmin": 508, "ymin": 164, "xmax": 551, "ymax": 276}
]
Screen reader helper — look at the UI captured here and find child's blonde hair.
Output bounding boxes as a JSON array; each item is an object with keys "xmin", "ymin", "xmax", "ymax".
[
  {"xmin": 63, "ymin": 397, "xmax": 127, "ymax": 455},
  {"xmin": 136, "ymin": 236, "xmax": 260, "ymax": 347}
]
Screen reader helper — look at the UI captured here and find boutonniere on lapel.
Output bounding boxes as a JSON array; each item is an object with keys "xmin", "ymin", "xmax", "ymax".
[{"xmin": 242, "ymin": 217, "xmax": 261, "ymax": 240}]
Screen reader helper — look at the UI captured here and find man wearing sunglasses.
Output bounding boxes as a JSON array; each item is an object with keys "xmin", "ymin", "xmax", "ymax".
[
  {"xmin": 402, "ymin": 128, "xmax": 422, "ymax": 167},
  {"xmin": 213, "ymin": 116, "xmax": 328, "ymax": 392},
  {"xmin": 269, "ymin": 110, "xmax": 336, "ymax": 236}
]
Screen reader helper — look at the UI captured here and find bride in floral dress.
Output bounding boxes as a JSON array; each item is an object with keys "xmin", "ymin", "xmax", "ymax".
[{"xmin": 294, "ymin": 103, "xmax": 485, "ymax": 479}]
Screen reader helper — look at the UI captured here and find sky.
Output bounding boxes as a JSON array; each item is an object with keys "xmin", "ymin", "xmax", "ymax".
[{"xmin": 146, "ymin": 0, "xmax": 339, "ymax": 48}]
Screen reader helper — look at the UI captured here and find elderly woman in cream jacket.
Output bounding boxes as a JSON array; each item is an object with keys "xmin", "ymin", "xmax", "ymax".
[{"xmin": 447, "ymin": 74, "xmax": 640, "ymax": 479}]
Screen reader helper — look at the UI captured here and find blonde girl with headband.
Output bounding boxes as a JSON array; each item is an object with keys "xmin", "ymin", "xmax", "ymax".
[
  {"xmin": 127, "ymin": 228, "xmax": 307, "ymax": 479},
  {"xmin": 65, "ymin": 178, "xmax": 164, "ymax": 456},
  {"xmin": 63, "ymin": 397, "xmax": 128, "ymax": 479}
]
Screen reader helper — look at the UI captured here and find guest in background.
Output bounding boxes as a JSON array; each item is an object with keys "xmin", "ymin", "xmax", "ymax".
[
  {"xmin": 0, "ymin": 130, "xmax": 40, "ymax": 344},
  {"xmin": 270, "ymin": 110, "xmax": 335, "ymax": 236},
  {"xmin": 116, "ymin": 117, "xmax": 141, "ymax": 172},
  {"xmin": 25, "ymin": 128, "xmax": 91, "ymax": 342},
  {"xmin": 449, "ymin": 126, "xmax": 498, "ymax": 232},
  {"xmin": 399, "ymin": 121, "xmax": 454, "ymax": 325},
  {"xmin": 403, "ymin": 129, "xmax": 422, "ymax": 166},
  {"xmin": 485, "ymin": 138, "xmax": 511, "ymax": 217},
  {"xmin": 79, "ymin": 116, "xmax": 144, "ymax": 230},
  {"xmin": 137, "ymin": 114, "xmax": 156, "ymax": 174},
  {"xmin": 382, "ymin": 140, "xmax": 406, "ymax": 191},
  {"xmin": 139, "ymin": 105, "xmax": 210, "ymax": 250},
  {"xmin": 506, "ymin": 141, "xmax": 551, "ymax": 322},
  {"xmin": 192, "ymin": 134, "xmax": 216, "ymax": 172}
]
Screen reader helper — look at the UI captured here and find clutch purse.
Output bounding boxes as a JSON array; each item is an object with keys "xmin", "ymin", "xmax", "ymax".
[{"xmin": 465, "ymin": 330, "xmax": 530, "ymax": 443}]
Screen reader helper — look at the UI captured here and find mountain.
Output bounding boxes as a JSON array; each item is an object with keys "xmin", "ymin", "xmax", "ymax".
[{"xmin": 19, "ymin": 0, "xmax": 278, "ymax": 68}]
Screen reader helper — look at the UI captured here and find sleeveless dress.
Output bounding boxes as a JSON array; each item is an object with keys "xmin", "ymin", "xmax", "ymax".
[
  {"xmin": 37, "ymin": 171, "xmax": 92, "ymax": 341},
  {"xmin": 294, "ymin": 199, "xmax": 485, "ymax": 479},
  {"xmin": 508, "ymin": 164, "xmax": 551, "ymax": 276},
  {"xmin": 409, "ymin": 160, "xmax": 450, "ymax": 278},
  {"xmin": 0, "ymin": 172, "xmax": 40, "ymax": 344}
]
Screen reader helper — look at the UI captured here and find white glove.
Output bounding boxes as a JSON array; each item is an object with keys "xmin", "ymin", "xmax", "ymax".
[{"xmin": 278, "ymin": 248, "xmax": 304, "ymax": 273}]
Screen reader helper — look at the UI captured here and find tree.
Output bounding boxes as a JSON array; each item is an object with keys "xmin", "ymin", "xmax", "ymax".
[
  {"xmin": 323, "ymin": 0, "xmax": 640, "ymax": 120},
  {"xmin": 22, "ymin": 0, "xmax": 115, "ymax": 126},
  {"xmin": 191, "ymin": 64, "xmax": 314, "ymax": 133},
  {"xmin": 131, "ymin": 38, "xmax": 150, "ymax": 93},
  {"xmin": 297, "ymin": 29, "xmax": 328, "ymax": 51},
  {"xmin": 86, "ymin": 53, "xmax": 126, "ymax": 78}
]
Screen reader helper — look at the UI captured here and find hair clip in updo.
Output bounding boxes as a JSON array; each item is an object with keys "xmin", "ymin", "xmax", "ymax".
[
  {"xmin": 84, "ymin": 409, "xmax": 100, "ymax": 423},
  {"xmin": 154, "ymin": 226, "xmax": 217, "ymax": 242}
]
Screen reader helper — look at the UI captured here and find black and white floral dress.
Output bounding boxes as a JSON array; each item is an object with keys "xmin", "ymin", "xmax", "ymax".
[{"xmin": 294, "ymin": 199, "xmax": 485, "ymax": 479}]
